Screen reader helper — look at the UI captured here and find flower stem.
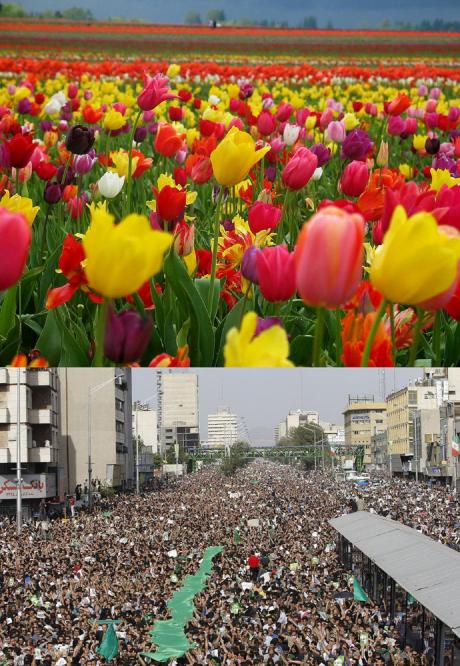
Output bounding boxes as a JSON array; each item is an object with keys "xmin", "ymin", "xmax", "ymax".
[
  {"xmin": 433, "ymin": 309, "xmax": 441, "ymax": 366},
  {"xmin": 312, "ymin": 307, "xmax": 326, "ymax": 367},
  {"xmin": 94, "ymin": 298, "xmax": 109, "ymax": 367},
  {"xmin": 409, "ymin": 308, "xmax": 424, "ymax": 367},
  {"xmin": 208, "ymin": 186, "xmax": 224, "ymax": 316},
  {"xmin": 360, "ymin": 299, "xmax": 388, "ymax": 367},
  {"xmin": 335, "ymin": 307, "xmax": 343, "ymax": 366},
  {"xmin": 389, "ymin": 303, "xmax": 396, "ymax": 364},
  {"xmin": 125, "ymin": 109, "xmax": 142, "ymax": 216}
]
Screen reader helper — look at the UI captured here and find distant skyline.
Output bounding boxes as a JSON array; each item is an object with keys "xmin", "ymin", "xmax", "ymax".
[
  {"xmin": 133, "ymin": 369, "xmax": 421, "ymax": 444},
  {"xmin": 20, "ymin": 0, "xmax": 460, "ymax": 27}
]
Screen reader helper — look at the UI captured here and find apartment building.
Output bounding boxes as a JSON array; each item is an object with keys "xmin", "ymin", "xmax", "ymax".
[
  {"xmin": 343, "ymin": 396, "xmax": 386, "ymax": 467},
  {"xmin": 0, "ymin": 368, "xmax": 60, "ymax": 517},
  {"xmin": 208, "ymin": 407, "xmax": 239, "ymax": 449},
  {"xmin": 157, "ymin": 372, "xmax": 199, "ymax": 454}
]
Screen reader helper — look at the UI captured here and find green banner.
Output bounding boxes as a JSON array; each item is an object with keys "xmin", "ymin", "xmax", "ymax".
[
  {"xmin": 141, "ymin": 546, "xmax": 224, "ymax": 662},
  {"xmin": 353, "ymin": 577, "xmax": 369, "ymax": 602},
  {"xmin": 233, "ymin": 528, "xmax": 241, "ymax": 545},
  {"xmin": 96, "ymin": 620, "xmax": 120, "ymax": 661}
]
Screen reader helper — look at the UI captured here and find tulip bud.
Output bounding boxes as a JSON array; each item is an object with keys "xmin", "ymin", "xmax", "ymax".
[
  {"xmin": 104, "ymin": 308, "xmax": 152, "ymax": 364},
  {"xmin": 173, "ymin": 221, "xmax": 195, "ymax": 256},
  {"xmin": 256, "ymin": 245, "xmax": 296, "ymax": 302},
  {"xmin": 282, "ymin": 147, "xmax": 318, "ymax": 190},
  {"xmin": 0, "ymin": 209, "xmax": 31, "ymax": 291},
  {"xmin": 340, "ymin": 161, "xmax": 369, "ymax": 197},
  {"xmin": 65, "ymin": 124, "xmax": 95, "ymax": 155},
  {"xmin": 44, "ymin": 181, "xmax": 63, "ymax": 204},
  {"xmin": 248, "ymin": 201, "xmax": 281, "ymax": 234},
  {"xmin": 97, "ymin": 172, "xmax": 125, "ymax": 198},
  {"xmin": 283, "ymin": 123, "xmax": 300, "ymax": 146},
  {"xmin": 134, "ymin": 126, "xmax": 148, "ymax": 143},
  {"xmin": 241, "ymin": 245, "xmax": 260, "ymax": 284},
  {"xmin": 425, "ymin": 137, "xmax": 440, "ymax": 155},
  {"xmin": 376, "ymin": 141, "xmax": 389, "ymax": 167}
]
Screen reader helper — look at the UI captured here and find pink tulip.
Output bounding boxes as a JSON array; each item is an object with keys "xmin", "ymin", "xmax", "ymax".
[
  {"xmin": 257, "ymin": 245, "xmax": 296, "ymax": 302},
  {"xmin": 282, "ymin": 147, "xmax": 318, "ymax": 190},
  {"xmin": 340, "ymin": 161, "xmax": 369, "ymax": 197},
  {"xmin": 327, "ymin": 120, "xmax": 346, "ymax": 143},
  {"xmin": 137, "ymin": 73, "xmax": 177, "ymax": 112},
  {"xmin": 294, "ymin": 206, "xmax": 364, "ymax": 308}
]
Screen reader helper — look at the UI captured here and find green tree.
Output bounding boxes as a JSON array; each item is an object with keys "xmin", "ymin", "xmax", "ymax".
[
  {"xmin": 221, "ymin": 440, "xmax": 250, "ymax": 476},
  {"xmin": 302, "ymin": 16, "xmax": 317, "ymax": 29},
  {"xmin": 61, "ymin": 6, "xmax": 94, "ymax": 20},
  {"xmin": 206, "ymin": 8, "xmax": 226, "ymax": 23},
  {"xmin": 0, "ymin": 2, "xmax": 27, "ymax": 17},
  {"xmin": 184, "ymin": 10, "xmax": 202, "ymax": 24},
  {"xmin": 277, "ymin": 423, "xmax": 331, "ymax": 471}
]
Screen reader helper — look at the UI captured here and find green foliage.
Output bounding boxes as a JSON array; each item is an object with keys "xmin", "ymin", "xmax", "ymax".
[
  {"xmin": 303, "ymin": 16, "xmax": 317, "ymax": 29},
  {"xmin": 184, "ymin": 10, "xmax": 202, "ymax": 25},
  {"xmin": 277, "ymin": 423, "xmax": 332, "ymax": 471},
  {"xmin": 0, "ymin": 3, "xmax": 27, "ymax": 17},
  {"xmin": 206, "ymin": 8, "xmax": 226, "ymax": 23},
  {"xmin": 221, "ymin": 440, "xmax": 250, "ymax": 476},
  {"xmin": 61, "ymin": 6, "xmax": 94, "ymax": 20},
  {"xmin": 100, "ymin": 482, "xmax": 116, "ymax": 498}
]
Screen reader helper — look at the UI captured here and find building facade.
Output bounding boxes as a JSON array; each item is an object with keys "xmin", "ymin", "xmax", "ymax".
[
  {"xmin": 0, "ymin": 368, "xmax": 60, "ymax": 517},
  {"xmin": 156, "ymin": 372, "xmax": 199, "ymax": 454},
  {"xmin": 276, "ymin": 410, "xmax": 319, "ymax": 443},
  {"xmin": 58, "ymin": 369, "xmax": 133, "ymax": 494},
  {"xmin": 208, "ymin": 407, "xmax": 239, "ymax": 449},
  {"xmin": 133, "ymin": 405, "xmax": 158, "ymax": 454},
  {"xmin": 343, "ymin": 396, "xmax": 387, "ymax": 468}
]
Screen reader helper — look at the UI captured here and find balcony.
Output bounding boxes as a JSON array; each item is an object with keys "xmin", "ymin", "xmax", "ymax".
[
  {"xmin": 0, "ymin": 408, "xmax": 10, "ymax": 423},
  {"xmin": 0, "ymin": 368, "xmax": 9, "ymax": 384},
  {"xmin": 115, "ymin": 431, "xmax": 125, "ymax": 444},
  {"xmin": 115, "ymin": 409, "xmax": 125, "ymax": 423},
  {"xmin": 29, "ymin": 446, "xmax": 57, "ymax": 464},
  {"xmin": 29, "ymin": 409, "xmax": 54, "ymax": 425},
  {"xmin": 27, "ymin": 371, "xmax": 52, "ymax": 387},
  {"xmin": 0, "ymin": 449, "xmax": 10, "ymax": 464}
]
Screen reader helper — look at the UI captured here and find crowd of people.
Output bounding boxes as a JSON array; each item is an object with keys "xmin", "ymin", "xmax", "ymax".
[{"xmin": 0, "ymin": 463, "xmax": 458, "ymax": 666}]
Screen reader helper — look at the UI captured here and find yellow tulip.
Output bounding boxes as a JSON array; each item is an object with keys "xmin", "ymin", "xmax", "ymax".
[
  {"xmin": 0, "ymin": 191, "xmax": 39, "ymax": 226},
  {"xmin": 430, "ymin": 168, "xmax": 460, "ymax": 193},
  {"xmin": 224, "ymin": 311, "xmax": 293, "ymax": 367},
  {"xmin": 210, "ymin": 126, "xmax": 270, "ymax": 187},
  {"xmin": 83, "ymin": 209, "xmax": 173, "ymax": 298},
  {"xmin": 370, "ymin": 205, "xmax": 460, "ymax": 305},
  {"xmin": 103, "ymin": 109, "xmax": 126, "ymax": 132},
  {"xmin": 109, "ymin": 150, "xmax": 139, "ymax": 178},
  {"xmin": 412, "ymin": 134, "xmax": 427, "ymax": 151}
]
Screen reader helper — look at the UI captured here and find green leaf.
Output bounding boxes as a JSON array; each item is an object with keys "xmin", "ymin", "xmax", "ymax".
[
  {"xmin": 55, "ymin": 309, "xmax": 90, "ymax": 367},
  {"xmin": 414, "ymin": 359, "xmax": 431, "ymax": 367},
  {"xmin": 214, "ymin": 299, "xmax": 246, "ymax": 366},
  {"xmin": 0, "ymin": 320, "xmax": 20, "ymax": 365},
  {"xmin": 35, "ymin": 310, "xmax": 61, "ymax": 366},
  {"xmin": 177, "ymin": 317, "xmax": 191, "ymax": 349},
  {"xmin": 0, "ymin": 285, "xmax": 17, "ymax": 340},
  {"xmin": 289, "ymin": 334, "xmax": 313, "ymax": 366},
  {"xmin": 163, "ymin": 251, "xmax": 214, "ymax": 366},
  {"xmin": 194, "ymin": 277, "xmax": 221, "ymax": 321}
]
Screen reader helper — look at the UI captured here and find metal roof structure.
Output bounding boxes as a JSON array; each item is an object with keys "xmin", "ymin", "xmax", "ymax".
[{"xmin": 329, "ymin": 511, "xmax": 460, "ymax": 639}]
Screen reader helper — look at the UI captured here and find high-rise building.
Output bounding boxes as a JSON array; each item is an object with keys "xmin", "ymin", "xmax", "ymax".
[
  {"xmin": 208, "ymin": 407, "xmax": 239, "ymax": 449},
  {"xmin": 0, "ymin": 368, "xmax": 60, "ymax": 518},
  {"xmin": 343, "ymin": 396, "xmax": 386, "ymax": 467},
  {"xmin": 156, "ymin": 372, "xmax": 199, "ymax": 454},
  {"xmin": 133, "ymin": 405, "xmax": 158, "ymax": 453},
  {"xmin": 58, "ymin": 369, "xmax": 133, "ymax": 493},
  {"xmin": 276, "ymin": 410, "xmax": 319, "ymax": 443}
]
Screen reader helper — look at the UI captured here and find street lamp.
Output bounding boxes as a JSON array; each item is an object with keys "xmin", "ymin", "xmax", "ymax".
[
  {"xmin": 88, "ymin": 373, "xmax": 124, "ymax": 511},
  {"xmin": 302, "ymin": 423, "xmax": 326, "ymax": 470},
  {"xmin": 134, "ymin": 394, "xmax": 156, "ymax": 494},
  {"xmin": 16, "ymin": 367, "xmax": 22, "ymax": 535}
]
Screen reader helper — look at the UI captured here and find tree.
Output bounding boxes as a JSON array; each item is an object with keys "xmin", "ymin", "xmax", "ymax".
[
  {"xmin": 277, "ymin": 423, "xmax": 331, "ymax": 471},
  {"xmin": 0, "ymin": 2, "xmax": 27, "ymax": 17},
  {"xmin": 61, "ymin": 6, "xmax": 94, "ymax": 20},
  {"xmin": 184, "ymin": 10, "xmax": 202, "ymax": 24},
  {"xmin": 303, "ymin": 16, "xmax": 317, "ymax": 29},
  {"xmin": 221, "ymin": 440, "xmax": 250, "ymax": 476},
  {"xmin": 206, "ymin": 8, "xmax": 226, "ymax": 23}
]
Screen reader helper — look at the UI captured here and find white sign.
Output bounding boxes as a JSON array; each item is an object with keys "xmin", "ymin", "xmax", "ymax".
[
  {"xmin": 247, "ymin": 519, "xmax": 260, "ymax": 528},
  {"xmin": 0, "ymin": 474, "xmax": 56, "ymax": 500}
]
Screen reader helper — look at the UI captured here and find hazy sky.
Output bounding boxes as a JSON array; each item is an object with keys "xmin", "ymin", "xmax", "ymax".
[
  {"xmin": 22, "ymin": 0, "xmax": 460, "ymax": 26},
  {"xmin": 133, "ymin": 369, "xmax": 421, "ymax": 443}
]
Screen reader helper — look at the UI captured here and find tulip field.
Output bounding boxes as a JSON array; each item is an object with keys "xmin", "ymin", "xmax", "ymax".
[{"xmin": 1, "ymin": 24, "xmax": 460, "ymax": 367}]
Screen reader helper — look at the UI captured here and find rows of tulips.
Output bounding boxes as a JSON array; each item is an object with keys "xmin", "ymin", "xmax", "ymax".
[{"xmin": 1, "ymin": 64, "xmax": 460, "ymax": 367}]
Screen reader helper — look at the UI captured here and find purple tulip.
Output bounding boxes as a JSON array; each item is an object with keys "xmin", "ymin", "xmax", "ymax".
[
  {"xmin": 241, "ymin": 245, "xmax": 261, "ymax": 284},
  {"xmin": 341, "ymin": 129, "xmax": 373, "ymax": 161},
  {"xmin": 73, "ymin": 152, "xmax": 97, "ymax": 175},
  {"xmin": 134, "ymin": 126, "xmax": 148, "ymax": 143},
  {"xmin": 44, "ymin": 182, "xmax": 63, "ymax": 205},
  {"xmin": 255, "ymin": 316, "xmax": 282, "ymax": 337},
  {"xmin": 56, "ymin": 164, "xmax": 75, "ymax": 186},
  {"xmin": 104, "ymin": 308, "xmax": 153, "ymax": 364},
  {"xmin": 309, "ymin": 143, "xmax": 331, "ymax": 167},
  {"xmin": 17, "ymin": 98, "xmax": 32, "ymax": 115},
  {"xmin": 432, "ymin": 153, "xmax": 458, "ymax": 176}
]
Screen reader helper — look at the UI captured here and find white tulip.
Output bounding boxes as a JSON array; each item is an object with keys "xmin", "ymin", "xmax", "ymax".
[
  {"xmin": 208, "ymin": 94, "xmax": 221, "ymax": 106},
  {"xmin": 312, "ymin": 167, "xmax": 323, "ymax": 181},
  {"xmin": 44, "ymin": 91, "xmax": 67, "ymax": 116},
  {"xmin": 283, "ymin": 123, "xmax": 300, "ymax": 146},
  {"xmin": 97, "ymin": 172, "xmax": 125, "ymax": 199}
]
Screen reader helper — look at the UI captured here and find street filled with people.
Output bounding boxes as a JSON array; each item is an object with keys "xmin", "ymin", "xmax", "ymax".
[{"xmin": 0, "ymin": 463, "xmax": 459, "ymax": 665}]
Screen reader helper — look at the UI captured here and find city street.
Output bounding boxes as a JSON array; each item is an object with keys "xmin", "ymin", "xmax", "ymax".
[{"xmin": 1, "ymin": 463, "xmax": 459, "ymax": 665}]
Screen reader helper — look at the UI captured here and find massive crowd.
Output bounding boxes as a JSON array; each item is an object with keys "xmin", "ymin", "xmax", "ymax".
[{"xmin": 0, "ymin": 464, "xmax": 458, "ymax": 666}]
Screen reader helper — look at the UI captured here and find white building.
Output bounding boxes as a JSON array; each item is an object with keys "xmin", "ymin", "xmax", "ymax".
[
  {"xmin": 208, "ymin": 407, "xmax": 239, "ymax": 449},
  {"xmin": 133, "ymin": 406, "xmax": 158, "ymax": 454},
  {"xmin": 157, "ymin": 372, "xmax": 199, "ymax": 453},
  {"xmin": 58, "ymin": 369, "xmax": 133, "ymax": 493},
  {"xmin": 0, "ymin": 368, "xmax": 59, "ymax": 518},
  {"xmin": 275, "ymin": 410, "xmax": 319, "ymax": 443}
]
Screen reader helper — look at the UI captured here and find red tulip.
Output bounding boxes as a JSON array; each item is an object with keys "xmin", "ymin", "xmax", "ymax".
[
  {"xmin": 4, "ymin": 132, "xmax": 36, "ymax": 169},
  {"xmin": 282, "ymin": 147, "xmax": 318, "ymax": 190},
  {"xmin": 154, "ymin": 123, "xmax": 184, "ymax": 158},
  {"xmin": 295, "ymin": 205, "xmax": 364, "ymax": 308},
  {"xmin": 340, "ymin": 161, "xmax": 369, "ymax": 197},
  {"xmin": 156, "ymin": 185, "xmax": 186, "ymax": 222},
  {"xmin": 0, "ymin": 208, "xmax": 31, "ymax": 290},
  {"xmin": 257, "ymin": 110, "xmax": 276, "ymax": 136},
  {"xmin": 248, "ymin": 201, "xmax": 282, "ymax": 234},
  {"xmin": 256, "ymin": 245, "xmax": 296, "ymax": 302}
]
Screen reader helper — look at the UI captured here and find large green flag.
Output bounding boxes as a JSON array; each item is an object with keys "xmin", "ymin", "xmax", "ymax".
[
  {"xmin": 96, "ymin": 621, "xmax": 120, "ymax": 661},
  {"xmin": 353, "ymin": 577, "xmax": 369, "ymax": 602},
  {"xmin": 233, "ymin": 528, "xmax": 241, "ymax": 545}
]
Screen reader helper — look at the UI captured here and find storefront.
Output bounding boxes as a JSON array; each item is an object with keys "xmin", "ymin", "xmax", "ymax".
[{"xmin": 330, "ymin": 511, "xmax": 460, "ymax": 665}]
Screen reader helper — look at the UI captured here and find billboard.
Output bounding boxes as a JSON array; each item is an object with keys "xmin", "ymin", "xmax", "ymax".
[{"xmin": 0, "ymin": 474, "xmax": 57, "ymax": 500}]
